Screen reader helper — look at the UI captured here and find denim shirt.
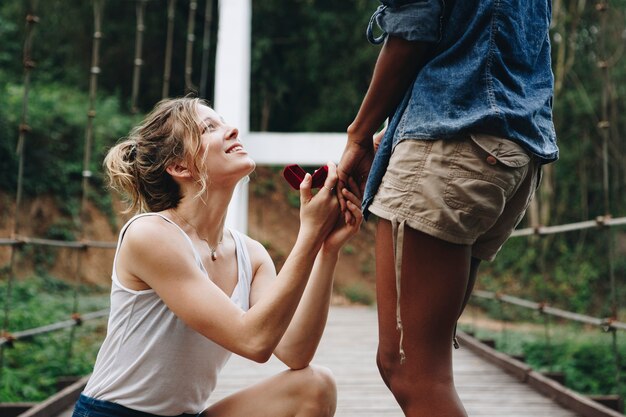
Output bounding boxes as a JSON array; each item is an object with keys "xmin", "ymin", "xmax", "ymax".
[{"xmin": 362, "ymin": 0, "xmax": 558, "ymax": 218}]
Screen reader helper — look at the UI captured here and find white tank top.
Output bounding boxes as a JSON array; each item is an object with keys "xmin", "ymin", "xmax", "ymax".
[{"xmin": 83, "ymin": 213, "xmax": 253, "ymax": 415}]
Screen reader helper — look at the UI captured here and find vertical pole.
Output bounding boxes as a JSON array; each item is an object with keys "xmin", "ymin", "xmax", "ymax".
[
  {"xmin": 214, "ymin": 0, "xmax": 251, "ymax": 232},
  {"xmin": 67, "ymin": 0, "xmax": 106, "ymax": 366},
  {"xmin": 596, "ymin": 0, "xmax": 620, "ymax": 396},
  {"xmin": 199, "ymin": 0, "xmax": 214, "ymax": 99},
  {"xmin": 162, "ymin": 0, "xmax": 176, "ymax": 99},
  {"xmin": 131, "ymin": 0, "xmax": 148, "ymax": 113},
  {"xmin": 184, "ymin": 0, "xmax": 198, "ymax": 92}
]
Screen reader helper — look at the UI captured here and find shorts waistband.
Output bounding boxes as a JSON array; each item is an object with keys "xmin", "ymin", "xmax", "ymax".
[{"xmin": 75, "ymin": 394, "xmax": 200, "ymax": 417}]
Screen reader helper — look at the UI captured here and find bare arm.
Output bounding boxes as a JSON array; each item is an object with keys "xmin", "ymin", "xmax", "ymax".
[
  {"xmin": 123, "ymin": 172, "xmax": 340, "ymax": 364},
  {"xmin": 338, "ymin": 36, "xmax": 430, "ymax": 216},
  {"xmin": 250, "ymin": 185, "xmax": 363, "ymax": 369},
  {"xmin": 347, "ymin": 35, "xmax": 429, "ymax": 143}
]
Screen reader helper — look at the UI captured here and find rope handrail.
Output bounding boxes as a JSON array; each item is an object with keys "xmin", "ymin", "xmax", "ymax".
[
  {"xmin": 472, "ymin": 290, "xmax": 626, "ymax": 332},
  {"xmin": 0, "ymin": 309, "xmax": 109, "ymax": 347},
  {"xmin": 510, "ymin": 215, "xmax": 626, "ymax": 237},
  {"xmin": 0, "ymin": 237, "xmax": 116, "ymax": 249},
  {"xmin": 1, "ymin": 214, "xmax": 624, "ymax": 251}
]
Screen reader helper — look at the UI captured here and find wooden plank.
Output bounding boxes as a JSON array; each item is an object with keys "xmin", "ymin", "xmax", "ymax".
[{"xmin": 18, "ymin": 376, "xmax": 88, "ymax": 417}]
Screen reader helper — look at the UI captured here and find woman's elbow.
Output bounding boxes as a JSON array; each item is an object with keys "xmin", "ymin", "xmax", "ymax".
[
  {"xmin": 279, "ymin": 350, "xmax": 314, "ymax": 370},
  {"xmin": 248, "ymin": 348, "xmax": 273, "ymax": 364},
  {"xmin": 241, "ymin": 340, "xmax": 275, "ymax": 363},
  {"xmin": 286, "ymin": 359, "xmax": 312, "ymax": 370}
]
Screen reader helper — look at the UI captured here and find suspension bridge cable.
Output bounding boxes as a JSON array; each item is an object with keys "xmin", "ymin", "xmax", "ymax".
[
  {"xmin": 65, "ymin": 0, "xmax": 107, "ymax": 369},
  {"xmin": 0, "ymin": 309, "xmax": 110, "ymax": 348},
  {"xmin": 596, "ymin": 0, "xmax": 621, "ymax": 396},
  {"xmin": 472, "ymin": 291, "xmax": 626, "ymax": 332}
]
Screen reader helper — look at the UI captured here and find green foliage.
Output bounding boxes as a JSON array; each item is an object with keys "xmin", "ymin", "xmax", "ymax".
[
  {"xmin": 340, "ymin": 282, "xmax": 374, "ymax": 305},
  {"xmin": 0, "ymin": 80, "xmax": 139, "ymax": 208},
  {"xmin": 481, "ymin": 231, "xmax": 616, "ymax": 317},
  {"xmin": 525, "ymin": 339, "xmax": 624, "ymax": 395},
  {"xmin": 0, "ymin": 276, "xmax": 109, "ymax": 401},
  {"xmin": 251, "ymin": 0, "xmax": 379, "ymax": 132},
  {"xmin": 465, "ymin": 323, "xmax": 626, "ymax": 399}
]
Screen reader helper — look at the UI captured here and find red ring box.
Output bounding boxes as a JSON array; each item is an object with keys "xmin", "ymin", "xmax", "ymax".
[{"xmin": 283, "ymin": 164, "xmax": 328, "ymax": 190}]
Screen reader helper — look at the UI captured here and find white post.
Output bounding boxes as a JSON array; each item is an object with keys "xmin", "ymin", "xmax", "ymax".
[{"xmin": 214, "ymin": 0, "xmax": 251, "ymax": 232}]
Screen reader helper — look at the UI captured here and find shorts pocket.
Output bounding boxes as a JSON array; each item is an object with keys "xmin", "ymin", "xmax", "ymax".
[
  {"xmin": 381, "ymin": 139, "xmax": 433, "ymax": 192},
  {"xmin": 443, "ymin": 135, "xmax": 530, "ymax": 219}
]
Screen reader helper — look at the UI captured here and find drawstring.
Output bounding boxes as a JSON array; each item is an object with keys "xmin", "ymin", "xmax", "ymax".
[{"xmin": 391, "ymin": 217, "xmax": 407, "ymax": 364}]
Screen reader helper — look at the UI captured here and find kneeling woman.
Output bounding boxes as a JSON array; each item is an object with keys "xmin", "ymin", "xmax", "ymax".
[{"xmin": 72, "ymin": 97, "xmax": 363, "ymax": 417}]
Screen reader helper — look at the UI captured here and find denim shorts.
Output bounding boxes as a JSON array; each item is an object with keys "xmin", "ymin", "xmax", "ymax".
[{"xmin": 72, "ymin": 394, "xmax": 201, "ymax": 417}]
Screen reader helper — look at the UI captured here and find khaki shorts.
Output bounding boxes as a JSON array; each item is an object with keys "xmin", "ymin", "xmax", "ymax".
[{"xmin": 369, "ymin": 134, "xmax": 541, "ymax": 262}]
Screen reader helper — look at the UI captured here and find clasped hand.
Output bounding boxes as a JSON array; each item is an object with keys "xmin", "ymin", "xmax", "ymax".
[{"xmin": 298, "ymin": 162, "xmax": 363, "ymax": 252}]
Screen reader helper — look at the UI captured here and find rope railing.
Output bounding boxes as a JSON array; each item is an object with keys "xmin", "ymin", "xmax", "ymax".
[
  {"xmin": 0, "ymin": 237, "xmax": 116, "ymax": 249},
  {"xmin": 472, "ymin": 290, "xmax": 626, "ymax": 332},
  {"xmin": 510, "ymin": 214, "xmax": 626, "ymax": 237},
  {"xmin": 0, "ymin": 309, "xmax": 110, "ymax": 348},
  {"xmin": 2, "ymin": 215, "xmax": 625, "ymax": 251}
]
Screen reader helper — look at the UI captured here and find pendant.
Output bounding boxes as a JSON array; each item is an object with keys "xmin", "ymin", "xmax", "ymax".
[{"xmin": 210, "ymin": 249, "xmax": 217, "ymax": 261}]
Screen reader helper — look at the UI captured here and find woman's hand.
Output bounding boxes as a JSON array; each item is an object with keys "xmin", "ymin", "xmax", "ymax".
[
  {"xmin": 337, "ymin": 136, "xmax": 374, "ymax": 225},
  {"xmin": 322, "ymin": 177, "xmax": 363, "ymax": 254},
  {"xmin": 298, "ymin": 162, "xmax": 341, "ymax": 247}
]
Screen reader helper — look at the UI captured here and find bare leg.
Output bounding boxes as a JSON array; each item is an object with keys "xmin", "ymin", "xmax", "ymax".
[
  {"xmin": 375, "ymin": 219, "xmax": 470, "ymax": 417},
  {"xmin": 203, "ymin": 365, "xmax": 336, "ymax": 417},
  {"xmin": 459, "ymin": 257, "xmax": 481, "ymax": 318}
]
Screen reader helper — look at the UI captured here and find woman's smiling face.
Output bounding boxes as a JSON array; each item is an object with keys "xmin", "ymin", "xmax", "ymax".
[{"xmin": 195, "ymin": 104, "xmax": 256, "ymax": 187}]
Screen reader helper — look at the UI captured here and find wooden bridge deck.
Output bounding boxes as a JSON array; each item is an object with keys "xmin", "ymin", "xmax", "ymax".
[
  {"xmin": 52, "ymin": 306, "xmax": 584, "ymax": 417},
  {"xmin": 209, "ymin": 306, "xmax": 580, "ymax": 417}
]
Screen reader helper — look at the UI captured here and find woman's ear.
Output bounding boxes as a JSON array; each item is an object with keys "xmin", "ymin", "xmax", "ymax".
[{"xmin": 166, "ymin": 162, "xmax": 192, "ymax": 180}]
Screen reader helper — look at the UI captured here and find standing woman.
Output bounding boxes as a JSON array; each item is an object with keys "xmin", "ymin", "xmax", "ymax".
[
  {"xmin": 73, "ymin": 97, "xmax": 363, "ymax": 417},
  {"xmin": 338, "ymin": 1, "xmax": 557, "ymax": 416}
]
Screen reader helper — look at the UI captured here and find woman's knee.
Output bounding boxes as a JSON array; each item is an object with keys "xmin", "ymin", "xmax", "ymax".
[
  {"xmin": 377, "ymin": 341, "xmax": 404, "ymax": 385},
  {"xmin": 293, "ymin": 365, "xmax": 337, "ymax": 416}
]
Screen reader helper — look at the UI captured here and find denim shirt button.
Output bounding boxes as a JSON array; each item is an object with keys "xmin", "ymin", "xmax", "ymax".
[{"xmin": 486, "ymin": 155, "xmax": 498, "ymax": 165}]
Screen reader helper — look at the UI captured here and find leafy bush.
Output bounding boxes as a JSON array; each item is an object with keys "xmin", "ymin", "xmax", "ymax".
[
  {"xmin": 0, "ymin": 276, "xmax": 109, "ymax": 401},
  {"xmin": 0, "ymin": 80, "xmax": 140, "ymax": 213},
  {"xmin": 465, "ymin": 322, "xmax": 626, "ymax": 400}
]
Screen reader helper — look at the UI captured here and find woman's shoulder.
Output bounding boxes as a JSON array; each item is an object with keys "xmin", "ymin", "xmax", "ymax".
[
  {"xmin": 236, "ymin": 233, "xmax": 274, "ymax": 270},
  {"xmin": 236, "ymin": 233, "xmax": 268, "ymax": 255},
  {"xmin": 121, "ymin": 213, "xmax": 188, "ymax": 254},
  {"xmin": 124, "ymin": 213, "xmax": 174, "ymax": 235}
]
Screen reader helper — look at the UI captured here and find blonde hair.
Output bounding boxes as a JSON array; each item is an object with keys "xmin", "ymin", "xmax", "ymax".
[{"xmin": 103, "ymin": 97, "xmax": 210, "ymax": 213}]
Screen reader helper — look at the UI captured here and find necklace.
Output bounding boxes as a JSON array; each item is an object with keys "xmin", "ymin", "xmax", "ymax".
[{"xmin": 169, "ymin": 210, "xmax": 224, "ymax": 261}]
